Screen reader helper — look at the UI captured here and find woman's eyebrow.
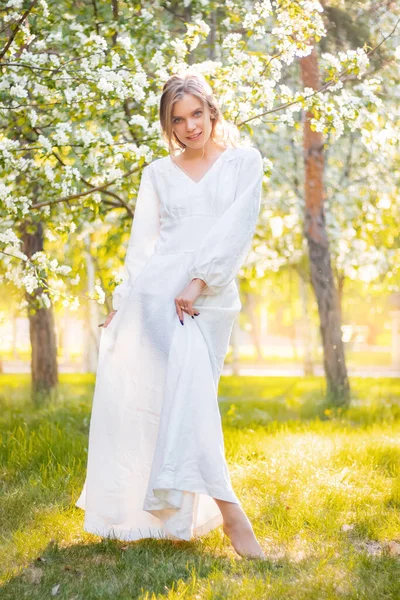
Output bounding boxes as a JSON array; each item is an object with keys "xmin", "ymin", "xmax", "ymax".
[{"xmin": 172, "ymin": 107, "xmax": 203, "ymax": 118}]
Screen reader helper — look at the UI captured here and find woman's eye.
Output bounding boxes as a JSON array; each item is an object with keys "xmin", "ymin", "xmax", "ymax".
[{"xmin": 173, "ymin": 112, "xmax": 201, "ymax": 123}]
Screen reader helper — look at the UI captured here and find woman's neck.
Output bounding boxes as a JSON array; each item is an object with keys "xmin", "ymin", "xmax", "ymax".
[{"xmin": 179, "ymin": 140, "xmax": 225, "ymax": 162}]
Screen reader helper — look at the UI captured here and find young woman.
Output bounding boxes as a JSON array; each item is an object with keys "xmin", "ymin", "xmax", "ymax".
[{"xmin": 77, "ymin": 73, "xmax": 265, "ymax": 560}]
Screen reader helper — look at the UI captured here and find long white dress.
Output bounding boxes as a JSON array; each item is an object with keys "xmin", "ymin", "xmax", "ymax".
[{"xmin": 76, "ymin": 145, "xmax": 263, "ymax": 542}]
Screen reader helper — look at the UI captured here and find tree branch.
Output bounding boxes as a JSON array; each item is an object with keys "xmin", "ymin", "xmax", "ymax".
[
  {"xmin": 0, "ymin": 0, "xmax": 39, "ymax": 61},
  {"xmin": 238, "ymin": 16, "xmax": 400, "ymax": 127},
  {"xmin": 30, "ymin": 165, "xmax": 142, "ymax": 210}
]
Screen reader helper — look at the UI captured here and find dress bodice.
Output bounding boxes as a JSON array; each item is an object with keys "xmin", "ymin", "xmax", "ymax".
[
  {"xmin": 112, "ymin": 146, "xmax": 263, "ymax": 309},
  {"xmin": 148, "ymin": 148, "xmax": 248, "ymax": 255},
  {"xmin": 149, "ymin": 148, "xmax": 243, "ymax": 219}
]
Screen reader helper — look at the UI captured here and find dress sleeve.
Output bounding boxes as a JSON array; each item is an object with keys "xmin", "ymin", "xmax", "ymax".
[
  {"xmin": 112, "ymin": 165, "xmax": 161, "ymax": 310},
  {"xmin": 188, "ymin": 147, "xmax": 263, "ymax": 295}
]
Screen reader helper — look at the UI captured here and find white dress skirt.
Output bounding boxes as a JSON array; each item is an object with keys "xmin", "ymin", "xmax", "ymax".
[{"xmin": 76, "ymin": 146, "xmax": 263, "ymax": 541}]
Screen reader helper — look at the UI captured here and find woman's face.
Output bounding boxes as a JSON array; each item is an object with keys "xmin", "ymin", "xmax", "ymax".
[{"xmin": 171, "ymin": 93, "xmax": 213, "ymax": 149}]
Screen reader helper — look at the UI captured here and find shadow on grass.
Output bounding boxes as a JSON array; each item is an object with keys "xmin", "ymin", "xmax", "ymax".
[
  {"xmin": 1, "ymin": 535, "xmax": 400, "ymax": 600},
  {"xmin": 0, "ymin": 535, "xmax": 280, "ymax": 600}
]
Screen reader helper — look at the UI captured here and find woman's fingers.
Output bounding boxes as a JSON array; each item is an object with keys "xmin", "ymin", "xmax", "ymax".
[
  {"xmin": 175, "ymin": 298, "xmax": 200, "ymax": 324},
  {"xmin": 175, "ymin": 298, "xmax": 184, "ymax": 325},
  {"xmin": 102, "ymin": 310, "xmax": 117, "ymax": 328},
  {"xmin": 185, "ymin": 302, "xmax": 200, "ymax": 318}
]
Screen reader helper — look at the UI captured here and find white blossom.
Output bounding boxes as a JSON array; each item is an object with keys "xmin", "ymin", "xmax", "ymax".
[
  {"xmin": 38, "ymin": 134, "xmax": 53, "ymax": 152},
  {"xmin": 0, "ymin": 228, "xmax": 21, "ymax": 246},
  {"xmin": 52, "ymin": 122, "xmax": 72, "ymax": 145},
  {"xmin": 6, "ymin": 0, "xmax": 24, "ymax": 8},
  {"xmin": 94, "ymin": 284, "xmax": 105, "ymax": 304}
]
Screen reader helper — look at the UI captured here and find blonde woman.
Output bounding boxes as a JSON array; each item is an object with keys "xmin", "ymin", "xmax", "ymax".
[{"xmin": 77, "ymin": 73, "xmax": 265, "ymax": 560}]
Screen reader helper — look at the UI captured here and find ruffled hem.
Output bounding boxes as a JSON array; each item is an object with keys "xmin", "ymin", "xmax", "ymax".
[
  {"xmin": 75, "ymin": 499, "xmax": 225, "ymax": 542},
  {"xmin": 75, "ymin": 480, "xmax": 239, "ymax": 542},
  {"xmin": 77, "ymin": 511, "xmax": 223, "ymax": 542}
]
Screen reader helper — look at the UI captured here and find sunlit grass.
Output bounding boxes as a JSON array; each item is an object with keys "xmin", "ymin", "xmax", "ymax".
[
  {"xmin": 0, "ymin": 374, "xmax": 399, "ymax": 599},
  {"xmin": 224, "ymin": 349, "xmax": 393, "ymax": 367},
  {"xmin": 3, "ymin": 347, "xmax": 394, "ymax": 368}
]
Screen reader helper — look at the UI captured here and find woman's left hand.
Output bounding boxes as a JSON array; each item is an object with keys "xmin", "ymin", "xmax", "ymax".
[{"xmin": 175, "ymin": 278, "xmax": 206, "ymax": 324}]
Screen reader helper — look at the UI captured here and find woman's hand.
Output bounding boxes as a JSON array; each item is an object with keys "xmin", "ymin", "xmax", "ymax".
[
  {"xmin": 175, "ymin": 278, "xmax": 206, "ymax": 325},
  {"xmin": 98, "ymin": 310, "xmax": 117, "ymax": 328}
]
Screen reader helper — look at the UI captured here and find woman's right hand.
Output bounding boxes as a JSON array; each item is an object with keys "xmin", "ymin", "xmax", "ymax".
[{"xmin": 99, "ymin": 310, "xmax": 117, "ymax": 328}]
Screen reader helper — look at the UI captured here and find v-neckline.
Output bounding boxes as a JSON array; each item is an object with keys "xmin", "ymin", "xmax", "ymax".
[{"xmin": 169, "ymin": 148, "xmax": 231, "ymax": 185}]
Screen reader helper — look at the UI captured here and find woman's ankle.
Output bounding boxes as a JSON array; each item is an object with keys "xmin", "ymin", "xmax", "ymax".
[{"xmin": 222, "ymin": 506, "xmax": 248, "ymax": 529}]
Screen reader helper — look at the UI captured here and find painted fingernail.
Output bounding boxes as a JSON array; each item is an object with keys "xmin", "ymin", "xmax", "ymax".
[
  {"xmin": 191, "ymin": 316, "xmax": 194, "ymax": 319},
  {"xmin": 180, "ymin": 319, "xmax": 184, "ymax": 325}
]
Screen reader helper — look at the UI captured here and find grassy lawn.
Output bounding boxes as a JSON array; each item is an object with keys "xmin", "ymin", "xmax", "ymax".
[
  {"xmin": 0, "ymin": 374, "xmax": 399, "ymax": 599},
  {"xmin": 224, "ymin": 350, "xmax": 393, "ymax": 368}
]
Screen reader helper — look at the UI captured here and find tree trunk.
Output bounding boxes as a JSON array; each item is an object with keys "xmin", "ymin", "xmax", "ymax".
[
  {"xmin": 299, "ymin": 43, "xmax": 350, "ymax": 405},
  {"xmin": 245, "ymin": 291, "xmax": 263, "ymax": 362},
  {"xmin": 289, "ymin": 268, "xmax": 299, "ymax": 362},
  {"xmin": 12, "ymin": 309, "xmax": 18, "ymax": 359},
  {"xmin": 298, "ymin": 273, "xmax": 314, "ymax": 376},
  {"xmin": 207, "ymin": 10, "xmax": 217, "ymax": 61},
  {"xmin": 230, "ymin": 319, "xmax": 240, "ymax": 376},
  {"xmin": 20, "ymin": 220, "xmax": 58, "ymax": 404},
  {"xmin": 83, "ymin": 233, "xmax": 101, "ymax": 373},
  {"xmin": 337, "ymin": 271, "xmax": 345, "ymax": 321}
]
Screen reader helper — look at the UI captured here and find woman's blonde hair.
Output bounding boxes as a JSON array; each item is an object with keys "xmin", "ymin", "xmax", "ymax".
[{"xmin": 159, "ymin": 72, "xmax": 241, "ymax": 156}]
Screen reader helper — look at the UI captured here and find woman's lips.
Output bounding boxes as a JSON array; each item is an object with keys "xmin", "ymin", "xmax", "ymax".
[{"xmin": 187, "ymin": 132, "xmax": 202, "ymax": 140}]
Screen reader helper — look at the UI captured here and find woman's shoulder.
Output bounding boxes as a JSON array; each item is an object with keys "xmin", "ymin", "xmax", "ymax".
[
  {"xmin": 220, "ymin": 145, "xmax": 261, "ymax": 156},
  {"xmin": 142, "ymin": 155, "xmax": 170, "ymax": 178},
  {"xmin": 238, "ymin": 145, "xmax": 262, "ymax": 158},
  {"xmin": 149, "ymin": 154, "xmax": 170, "ymax": 166},
  {"xmin": 224, "ymin": 146, "xmax": 262, "ymax": 164}
]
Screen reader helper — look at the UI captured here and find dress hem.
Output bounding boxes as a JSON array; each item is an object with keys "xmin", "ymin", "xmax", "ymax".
[
  {"xmin": 75, "ymin": 481, "xmax": 239, "ymax": 542},
  {"xmin": 77, "ymin": 507, "xmax": 224, "ymax": 542}
]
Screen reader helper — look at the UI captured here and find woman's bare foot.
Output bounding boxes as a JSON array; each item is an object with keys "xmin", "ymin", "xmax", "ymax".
[{"xmin": 214, "ymin": 500, "xmax": 266, "ymax": 560}]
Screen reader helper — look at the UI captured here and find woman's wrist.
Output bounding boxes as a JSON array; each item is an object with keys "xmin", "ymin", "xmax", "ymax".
[{"xmin": 192, "ymin": 277, "xmax": 207, "ymax": 289}]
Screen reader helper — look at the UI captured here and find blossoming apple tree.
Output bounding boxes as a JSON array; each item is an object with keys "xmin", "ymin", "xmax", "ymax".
[{"xmin": 0, "ymin": 0, "xmax": 398, "ymax": 402}]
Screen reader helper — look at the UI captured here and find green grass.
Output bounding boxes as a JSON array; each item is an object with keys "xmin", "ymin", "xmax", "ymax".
[
  {"xmin": 0, "ymin": 374, "xmax": 399, "ymax": 599},
  {"xmin": 224, "ymin": 350, "xmax": 393, "ymax": 368},
  {"xmin": 4, "ymin": 348, "xmax": 394, "ymax": 368}
]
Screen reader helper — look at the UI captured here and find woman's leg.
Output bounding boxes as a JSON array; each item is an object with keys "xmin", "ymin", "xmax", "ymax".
[{"xmin": 213, "ymin": 498, "xmax": 265, "ymax": 559}]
